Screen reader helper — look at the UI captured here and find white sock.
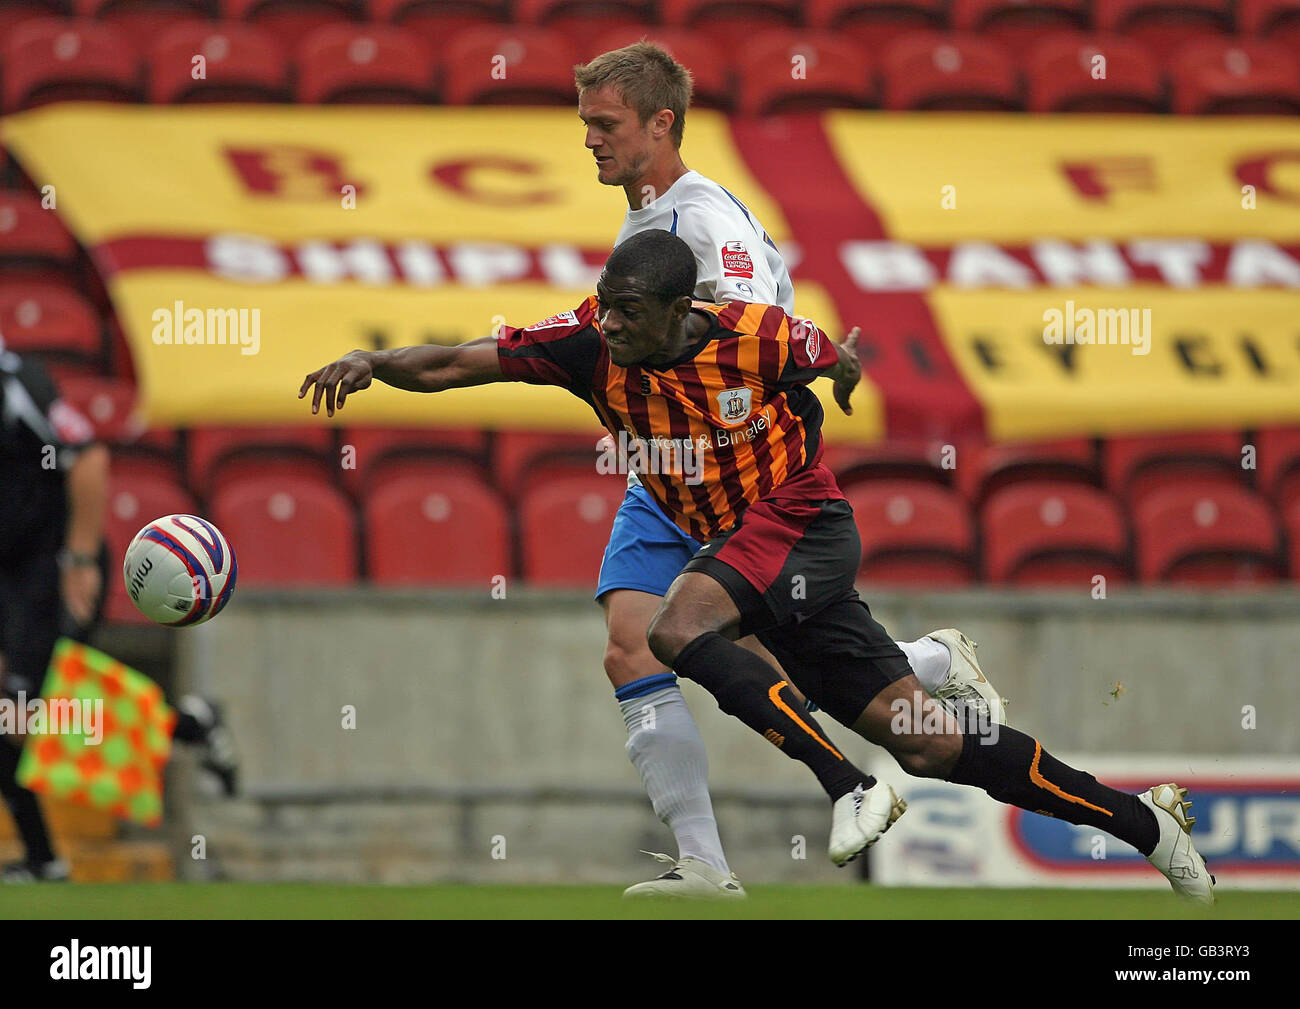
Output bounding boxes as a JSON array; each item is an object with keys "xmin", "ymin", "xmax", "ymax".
[
  {"xmin": 618, "ymin": 683, "xmax": 730, "ymax": 875},
  {"xmin": 894, "ymin": 636, "xmax": 952, "ymax": 694}
]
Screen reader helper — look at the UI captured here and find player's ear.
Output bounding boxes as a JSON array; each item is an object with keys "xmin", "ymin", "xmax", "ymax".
[
  {"xmin": 671, "ymin": 294, "xmax": 693, "ymax": 324},
  {"xmin": 652, "ymin": 108, "xmax": 674, "ymax": 140}
]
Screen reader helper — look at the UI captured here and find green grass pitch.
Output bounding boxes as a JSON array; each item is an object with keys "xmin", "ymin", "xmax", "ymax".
[{"xmin": 5, "ymin": 884, "xmax": 1298, "ymax": 919}]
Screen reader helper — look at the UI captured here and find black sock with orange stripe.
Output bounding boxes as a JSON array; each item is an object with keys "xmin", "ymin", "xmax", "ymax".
[
  {"xmin": 948, "ymin": 727, "xmax": 1159, "ymax": 855},
  {"xmin": 674, "ymin": 632, "xmax": 871, "ymax": 802}
]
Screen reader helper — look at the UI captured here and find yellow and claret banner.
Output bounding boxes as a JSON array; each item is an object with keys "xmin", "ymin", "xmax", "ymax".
[{"xmin": 4, "ymin": 104, "xmax": 1300, "ymax": 440}]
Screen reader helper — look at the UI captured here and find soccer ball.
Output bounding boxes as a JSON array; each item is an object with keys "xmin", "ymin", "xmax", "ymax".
[{"xmin": 122, "ymin": 514, "xmax": 237, "ymax": 626}]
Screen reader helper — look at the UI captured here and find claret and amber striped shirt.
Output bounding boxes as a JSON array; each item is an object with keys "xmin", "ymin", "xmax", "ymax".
[{"xmin": 497, "ymin": 296, "xmax": 843, "ymax": 542}]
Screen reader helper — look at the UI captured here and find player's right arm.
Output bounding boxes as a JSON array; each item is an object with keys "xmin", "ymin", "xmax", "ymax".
[
  {"xmin": 299, "ymin": 297, "xmax": 602, "ymax": 416},
  {"xmin": 298, "ymin": 338, "xmax": 503, "ymax": 417}
]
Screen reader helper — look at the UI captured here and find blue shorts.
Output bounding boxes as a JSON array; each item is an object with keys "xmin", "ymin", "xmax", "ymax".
[{"xmin": 595, "ymin": 482, "xmax": 702, "ymax": 600}]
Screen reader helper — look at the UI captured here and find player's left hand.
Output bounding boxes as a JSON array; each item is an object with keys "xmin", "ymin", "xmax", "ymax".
[
  {"xmin": 832, "ymin": 327, "xmax": 862, "ymax": 416},
  {"xmin": 61, "ymin": 564, "xmax": 101, "ymax": 627}
]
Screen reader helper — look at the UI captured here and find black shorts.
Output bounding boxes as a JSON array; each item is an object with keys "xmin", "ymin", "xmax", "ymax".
[{"xmin": 683, "ymin": 490, "xmax": 913, "ymax": 725}]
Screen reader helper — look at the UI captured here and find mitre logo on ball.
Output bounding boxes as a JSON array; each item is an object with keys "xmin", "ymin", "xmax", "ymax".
[{"xmin": 716, "ymin": 386, "xmax": 753, "ymax": 424}]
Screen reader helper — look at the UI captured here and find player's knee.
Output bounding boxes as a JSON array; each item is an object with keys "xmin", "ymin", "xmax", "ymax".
[
  {"xmin": 602, "ymin": 636, "xmax": 662, "ymax": 687},
  {"xmin": 646, "ymin": 609, "xmax": 699, "ymax": 669},
  {"xmin": 889, "ymin": 732, "xmax": 962, "ymax": 779}
]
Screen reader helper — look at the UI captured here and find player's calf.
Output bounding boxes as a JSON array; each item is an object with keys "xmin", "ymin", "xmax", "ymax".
[{"xmin": 851, "ymin": 679, "xmax": 968, "ymax": 778}]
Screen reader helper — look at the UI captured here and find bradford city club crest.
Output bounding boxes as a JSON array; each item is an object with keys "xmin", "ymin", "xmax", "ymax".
[{"xmin": 716, "ymin": 387, "xmax": 753, "ymax": 424}]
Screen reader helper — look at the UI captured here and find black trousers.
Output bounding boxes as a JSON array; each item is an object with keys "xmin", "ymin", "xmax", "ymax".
[{"xmin": 0, "ymin": 527, "xmax": 107, "ymax": 865}]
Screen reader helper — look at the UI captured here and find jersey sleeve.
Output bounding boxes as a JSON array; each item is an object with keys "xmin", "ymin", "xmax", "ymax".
[
  {"xmin": 777, "ymin": 315, "xmax": 840, "ymax": 388},
  {"xmin": 676, "ymin": 196, "xmax": 782, "ymax": 307},
  {"xmin": 6, "ymin": 356, "xmax": 96, "ymax": 468},
  {"xmin": 495, "ymin": 296, "xmax": 604, "ymax": 397}
]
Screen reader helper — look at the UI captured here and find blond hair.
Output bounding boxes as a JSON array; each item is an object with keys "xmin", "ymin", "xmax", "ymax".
[{"xmin": 574, "ymin": 41, "xmax": 694, "ymax": 148}]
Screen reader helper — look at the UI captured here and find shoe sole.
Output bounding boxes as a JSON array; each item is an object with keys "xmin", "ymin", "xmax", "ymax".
[{"xmin": 1147, "ymin": 782, "xmax": 1217, "ymax": 901}]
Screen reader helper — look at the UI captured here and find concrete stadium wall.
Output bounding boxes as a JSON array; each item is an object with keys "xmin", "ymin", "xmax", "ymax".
[{"xmin": 171, "ymin": 586, "xmax": 1300, "ymax": 883}]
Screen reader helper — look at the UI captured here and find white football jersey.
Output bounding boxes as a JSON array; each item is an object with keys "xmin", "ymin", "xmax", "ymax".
[
  {"xmin": 613, "ymin": 170, "xmax": 794, "ymax": 313},
  {"xmin": 611, "ymin": 170, "xmax": 795, "ymax": 490}
]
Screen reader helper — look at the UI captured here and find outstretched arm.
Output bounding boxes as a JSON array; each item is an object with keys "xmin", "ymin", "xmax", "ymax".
[
  {"xmin": 824, "ymin": 326, "xmax": 862, "ymax": 417},
  {"xmin": 298, "ymin": 336, "xmax": 503, "ymax": 417}
]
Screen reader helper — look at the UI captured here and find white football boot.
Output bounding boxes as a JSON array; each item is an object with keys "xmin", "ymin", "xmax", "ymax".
[
  {"xmin": 622, "ymin": 853, "xmax": 747, "ymax": 899},
  {"xmin": 927, "ymin": 628, "xmax": 1008, "ymax": 727},
  {"xmin": 828, "ymin": 782, "xmax": 907, "ymax": 866},
  {"xmin": 1139, "ymin": 783, "xmax": 1216, "ymax": 905}
]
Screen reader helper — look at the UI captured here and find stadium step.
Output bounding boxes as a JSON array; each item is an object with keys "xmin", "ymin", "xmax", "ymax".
[
  {"xmin": 0, "ymin": 839, "xmax": 174, "ymax": 882},
  {"xmin": 0, "ymin": 796, "xmax": 117, "ymax": 842}
]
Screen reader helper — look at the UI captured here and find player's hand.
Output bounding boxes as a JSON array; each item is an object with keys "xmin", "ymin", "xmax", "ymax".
[
  {"xmin": 61, "ymin": 564, "xmax": 101, "ymax": 626},
  {"xmin": 831, "ymin": 327, "xmax": 862, "ymax": 417},
  {"xmin": 299, "ymin": 351, "xmax": 374, "ymax": 417}
]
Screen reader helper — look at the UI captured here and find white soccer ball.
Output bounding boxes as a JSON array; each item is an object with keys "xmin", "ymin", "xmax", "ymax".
[{"xmin": 122, "ymin": 514, "xmax": 237, "ymax": 626}]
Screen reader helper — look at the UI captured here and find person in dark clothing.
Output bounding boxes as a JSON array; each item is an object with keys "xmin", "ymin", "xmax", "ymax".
[
  {"xmin": 0, "ymin": 334, "xmax": 237, "ymax": 883},
  {"xmin": 0, "ymin": 335, "xmax": 107, "ymax": 881}
]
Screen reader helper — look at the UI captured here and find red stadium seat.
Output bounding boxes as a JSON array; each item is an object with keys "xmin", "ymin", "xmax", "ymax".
[
  {"xmin": 104, "ymin": 472, "xmax": 197, "ymax": 624},
  {"xmin": 982, "ymin": 482, "xmax": 1129, "ymax": 586},
  {"xmin": 953, "ymin": 438, "xmax": 1098, "ymax": 505},
  {"xmin": 1134, "ymin": 484, "xmax": 1281, "ymax": 585},
  {"xmin": 108, "ymin": 440, "xmax": 184, "ymax": 485},
  {"xmin": 1094, "ymin": 0, "xmax": 1231, "ymax": 62},
  {"xmin": 951, "ymin": 0, "xmax": 1088, "ymax": 56},
  {"xmin": 1240, "ymin": 0, "xmax": 1300, "ymax": 55},
  {"xmin": 364, "ymin": 464, "xmax": 511, "ymax": 584},
  {"xmin": 661, "ymin": 0, "xmax": 801, "ymax": 34},
  {"xmin": 296, "ymin": 25, "xmax": 434, "ymax": 104},
  {"xmin": 147, "ymin": 22, "xmax": 289, "ymax": 103},
  {"xmin": 0, "ymin": 193, "xmax": 79, "ymax": 283},
  {"xmin": 3, "ymin": 19, "xmax": 140, "ymax": 112},
  {"xmin": 807, "ymin": 0, "xmax": 946, "ymax": 53},
  {"xmin": 519, "ymin": 466, "xmax": 626, "ymax": 585},
  {"xmin": 54, "ymin": 376, "xmax": 142, "ymax": 442},
  {"xmin": 442, "ymin": 26, "xmax": 578, "ymax": 105},
  {"xmin": 822, "ymin": 438, "xmax": 955, "ymax": 490},
  {"xmin": 1255, "ymin": 428, "xmax": 1300, "ymax": 513},
  {"xmin": 516, "ymin": 0, "xmax": 654, "ymax": 35},
  {"xmin": 186, "ymin": 425, "xmax": 336, "ymax": 498},
  {"xmin": 1027, "ymin": 32, "xmax": 1166, "ymax": 112},
  {"xmin": 844, "ymin": 480, "xmax": 976, "ymax": 586},
  {"xmin": 220, "ymin": 0, "xmax": 355, "ymax": 53},
  {"xmin": 1284, "ymin": 497, "xmax": 1300, "ymax": 578},
  {"xmin": 1171, "ymin": 39, "xmax": 1300, "ymax": 114},
  {"xmin": 369, "ymin": 0, "xmax": 505, "ymax": 48},
  {"xmin": 492, "ymin": 430, "xmax": 606, "ymax": 497},
  {"xmin": 1104, "ymin": 432, "xmax": 1247, "ymax": 507},
  {"xmin": 588, "ymin": 29, "xmax": 734, "ymax": 111},
  {"xmin": 882, "ymin": 32, "xmax": 1022, "ymax": 111},
  {"xmin": 71, "ymin": 0, "xmax": 210, "ymax": 39},
  {"xmin": 41, "ymin": 360, "xmax": 102, "ymax": 386},
  {"xmin": 736, "ymin": 30, "xmax": 875, "ymax": 115},
  {"xmin": 211, "ymin": 473, "xmax": 358, "ymax": 585},
  {"xmin": 0, "ymin": 1, "xmax": 67, "ymax": 48},
  {"xmin": 0, "ymin": 284, "xmax": 102, "ymax": 359},
  {"xmin": 338, "ymin": 426, "xmax": 490, "ymax": 494}
]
